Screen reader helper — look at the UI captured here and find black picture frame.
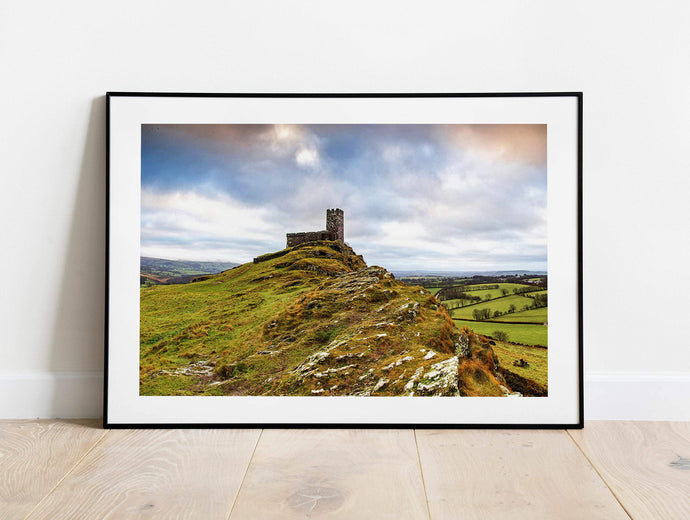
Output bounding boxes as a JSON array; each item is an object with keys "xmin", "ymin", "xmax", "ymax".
[{"xmin": 105, "ymin": 92, "xmax": 583, "ymax": 429}]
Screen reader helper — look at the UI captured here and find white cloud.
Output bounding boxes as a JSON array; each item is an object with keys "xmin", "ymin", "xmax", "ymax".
[
  {"xmin": 295, "ymin": 147, "xmax": 320, "ymax": 168},
  {"xmin": 141, "ymin": 189, "xmax": 283, "ymax": 262},
  {"xmin": 141, "ymin": 124, "xmax": 547, "ymax": 271}
]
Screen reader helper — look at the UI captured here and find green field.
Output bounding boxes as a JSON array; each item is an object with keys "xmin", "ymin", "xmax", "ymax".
[
  {"xmin": 427, "ymin": 287, "xmax": 442, "ymax": 295},
  {"xmin": 439, "ymin": 282, "xmax": 538, "ymax": 303},
  {"xmin": 490, "ymin": 341, "xmax": 548, "ymax": 388},
  {"xmin": 452, "ymin": 318, "xmax": 547, "ymax": 347},
  {"xmin": 495, "ymin": 307, "xmax": 547, "ymax": 323},
  {"xmin": 448, "ymin": 294, "xmax": 535, "ymax": 319}
]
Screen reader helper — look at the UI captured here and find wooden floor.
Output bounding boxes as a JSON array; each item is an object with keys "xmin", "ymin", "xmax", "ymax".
[{"xmin": 0, "ymin": 422, "xmax": 688, "ymax": 519}]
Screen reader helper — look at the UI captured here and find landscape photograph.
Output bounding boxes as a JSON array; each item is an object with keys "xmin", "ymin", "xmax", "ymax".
[{"xmin": 139, "ymin": 123, "xmax": 547, "ymax": 398}]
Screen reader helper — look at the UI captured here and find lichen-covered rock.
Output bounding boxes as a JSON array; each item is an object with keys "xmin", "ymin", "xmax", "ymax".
[
  {"xmin": 396, "ymin": 301, "xmax": 420, "ymax": 322},
  {"xmin": 455, "ymin": 332, "xmax": 470, "ymax": 358},
  {"xmin": 414, "ymin": 357, "xmax": 460, "ymax": 396},
  {"xmin": 404, "ymin": 367, "xmax": 425, "ymax": 393},
  {"xmin": 152, "ymin": 360, "xmax": 216, "ymax": 378}
]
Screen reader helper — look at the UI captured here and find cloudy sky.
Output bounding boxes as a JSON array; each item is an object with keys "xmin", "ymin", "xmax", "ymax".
[{"xmin": 141, "ymin": 123, "xmax": 546, "ymax": 272}]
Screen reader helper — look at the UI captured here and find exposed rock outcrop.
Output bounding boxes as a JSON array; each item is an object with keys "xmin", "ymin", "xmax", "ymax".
[{"xmin": 141, "ymin": 240, "xmax": 510, "ymax": 397}]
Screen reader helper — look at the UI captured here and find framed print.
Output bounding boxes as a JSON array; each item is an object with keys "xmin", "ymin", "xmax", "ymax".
[{"xmin": 105, "ymin": 92, "xmax": 582, "ymax": 428}]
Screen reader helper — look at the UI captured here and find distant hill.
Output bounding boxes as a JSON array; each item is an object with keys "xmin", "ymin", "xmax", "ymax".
[
  {"xmin": 139, "ymin": 241, "xmax": 516, "ymax": 397},
  {"xmin": 140, "ymin": 257, "xmax": 239, "ymax": 285},
  {"xmin": 393, "ymin": 269, "xmax": 547, "ymax": 278}
]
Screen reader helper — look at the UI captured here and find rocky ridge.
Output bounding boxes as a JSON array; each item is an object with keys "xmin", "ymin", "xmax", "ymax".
[{"xmin": 140, "ymin": 240, "xmax": 513, "ymax": 397}]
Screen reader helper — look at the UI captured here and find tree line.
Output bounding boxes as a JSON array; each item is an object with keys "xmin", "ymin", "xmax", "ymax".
[
  {"xmin": 437, "ymin": 284, "xmax": 499, "ymax": 301},
  {"xmin": 468, "ymin": 295, "xmax": 547, "ymax": 321},
  {"xmin": 525, "ymin": 292, "xmax": 547, "ymax": 308}
]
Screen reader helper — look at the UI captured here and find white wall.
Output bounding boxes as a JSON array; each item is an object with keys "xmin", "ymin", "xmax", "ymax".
[{"xmin": 1, "ymin": 0, "xmax": 688, "ymax": 420}]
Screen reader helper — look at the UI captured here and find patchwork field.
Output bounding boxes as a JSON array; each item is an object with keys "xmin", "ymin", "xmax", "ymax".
[
  {"xmin": 448, "ymin": 294, "xmax": 536, "ymax": 319},
  {"xmin": 437, "ymin": 279, "xmax": 547, "ymax": 348}
]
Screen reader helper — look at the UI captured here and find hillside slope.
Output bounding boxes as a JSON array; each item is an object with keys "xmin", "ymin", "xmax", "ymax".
[{"xmin": 140, "ymin": 241, "xmax": 513, "ymax": 397}]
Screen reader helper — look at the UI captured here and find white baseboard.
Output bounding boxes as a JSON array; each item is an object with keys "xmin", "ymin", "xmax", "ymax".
[
  {"xmin": 585, "ymin": 373, "xmax": 690, "ymax": 421},
  {"xmin": 1, "ymin": 371, "xmax": 689, "ymax": 421},
  {"xmin": 0, "ymin": 371, "xmax": 103, "ymax": 419}
]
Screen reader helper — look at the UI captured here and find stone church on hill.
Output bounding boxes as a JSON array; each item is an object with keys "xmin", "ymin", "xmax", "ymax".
[{"xmin": 286, "ymin": 208, "xmax": 344, "ymax": 247}]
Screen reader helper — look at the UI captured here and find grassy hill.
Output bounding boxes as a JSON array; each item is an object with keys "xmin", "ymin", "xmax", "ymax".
[{"xmin": 140, "ymin": 241, "xmax": 517, "ymax": 397}]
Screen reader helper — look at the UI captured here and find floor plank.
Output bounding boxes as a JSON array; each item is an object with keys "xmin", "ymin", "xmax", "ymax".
[
  {"xmin": 570, "ymin": 421, "xmax": 690, "ymax": 520},
  {"xmin": 229, "ymin": 429, "xmax": 429, "ymax": 519},
  {"xmin": 0, "ymin": 419, "xmax": 104, "ymax": 519},
  {"xmin": 416, "ymin": 429, "xmax": 630, "ymax": 520},
  {"xmin": 25, "ymin": 428, "xmax": 261, "ymax": 520}
]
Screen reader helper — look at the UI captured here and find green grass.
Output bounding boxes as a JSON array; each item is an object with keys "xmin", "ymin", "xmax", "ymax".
[
  {"xmin": 495, "ymin": 307, "xmax": 547, "ymax": 323},
  {"xmin": 448, "ymin": 294, "xmax": 536, "ymax": 319},
  {"xmin": 490, "ymin": 341, "xmax": 548, "ymax": 388},
  {"xmin": 452, "ymin": 318, "xmax": 547, "ymax": 347},
  {"xmin": 427, "ymin": 287, "xmax": 442, "ymax": 295},
  {"xmin": 140, "ymin": 248, "xmax": 331, "ymax": 395}
]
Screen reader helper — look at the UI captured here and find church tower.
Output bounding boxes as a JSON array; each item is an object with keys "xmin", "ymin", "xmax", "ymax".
[{"xmin": 326, "ymin": 208, "xmax": 344, "ymax": 243}]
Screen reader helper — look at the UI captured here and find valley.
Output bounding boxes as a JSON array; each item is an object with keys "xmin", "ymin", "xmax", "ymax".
[{"xmin": 140, "ymin": 257, "xmax": 239, "ymax": 285}]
